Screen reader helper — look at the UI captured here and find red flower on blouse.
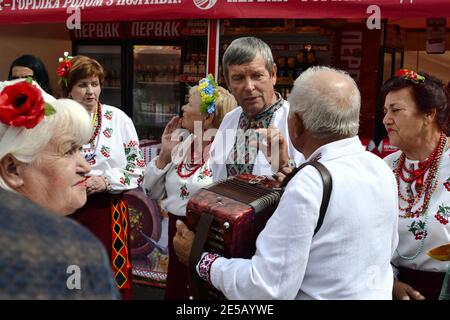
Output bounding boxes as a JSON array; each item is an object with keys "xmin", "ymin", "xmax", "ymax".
[{"xmin": 0, "ymin": 81, "xmax": 45, "ymax": 129}]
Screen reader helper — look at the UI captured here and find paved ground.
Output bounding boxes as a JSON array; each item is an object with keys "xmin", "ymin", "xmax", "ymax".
[{"xmin": 133, "ymin": 283, "xmax": 165, "ymax": 300}]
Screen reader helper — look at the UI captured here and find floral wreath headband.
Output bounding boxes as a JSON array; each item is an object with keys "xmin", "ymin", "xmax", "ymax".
[
  {"xmin": 0, "ymin": 78, "xmax": 56, "ymax": 129},
  {"xmin": 395, "ymin": 69, "xmax": 425, "ymax": 85},
  {"xmin": 57, "ymin": 51, "xmax": 73, "ymax": 88},
  {"xmin": 198, "ymin": 74, "xmax": 219, "ymax": 115}
]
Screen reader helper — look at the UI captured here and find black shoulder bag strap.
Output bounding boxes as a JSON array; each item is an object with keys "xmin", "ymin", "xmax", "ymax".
[{"xmin": 280, "ymin": 161, "xmax": 333, "ymax": 236}]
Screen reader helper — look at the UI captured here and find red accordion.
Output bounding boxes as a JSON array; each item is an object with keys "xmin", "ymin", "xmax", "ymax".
[
  {"xmin": 185, "ymin": 162, "xmax": 332, "ymax": 299},
  {"xmin": 186, "ymin": 173, "xmax": 283, "ymax": 258},
  {"xmin": 186, "ymin": 174, "xmax": 283, "ymax": 299}
]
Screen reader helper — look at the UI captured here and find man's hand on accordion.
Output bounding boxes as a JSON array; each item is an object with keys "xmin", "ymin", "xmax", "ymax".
[{"xmin": 173, "ymin": 220, "xmax": 195, "ymax": 267}]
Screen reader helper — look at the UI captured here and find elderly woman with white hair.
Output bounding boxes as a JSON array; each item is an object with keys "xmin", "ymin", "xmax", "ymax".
[
  {"xmin": 0, "ymin": 79, "xmax": 92, "ymax": 215},
  {"xmin": 0, "ymin": 79, "xmax": 119, "ymax": 299}
]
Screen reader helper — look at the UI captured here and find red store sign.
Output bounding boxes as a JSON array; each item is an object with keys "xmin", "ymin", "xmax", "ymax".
[
  {"xmin": 70, "ymin": 21, "xmax": 207, "ymax": 40},
  {"xmin": 129, "ymin": 21, "xmax": 185, "ymax": 39},
  {"xmin": 70, "ymin": 22, "xmax": 125, "ymax": 39},
  {"xmin": 1, "ymin": 0, "xmax": 450, "ymax": 24}
]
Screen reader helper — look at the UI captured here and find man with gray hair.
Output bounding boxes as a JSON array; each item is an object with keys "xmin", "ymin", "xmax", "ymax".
[
  {"xmin": 174, "ymin": 66, "xmax": 399, "ymax": 299},
  {"xmin": 209, "ymin": 36, "xmax": 303, "ymax": 180}
]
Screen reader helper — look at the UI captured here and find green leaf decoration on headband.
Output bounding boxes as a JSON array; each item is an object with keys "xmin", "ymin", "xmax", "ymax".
[
  {"xmin": 44, "ymin": 102, "xmax": 56, "ymax": 116},
  {"xmin": 198, "ymin": 74, "xmax": 219, "ymax": 115},
  {"xmin": 25, "ymin": 77, "xmax": 33, "ymax": 84},
  {"xmin": 395, "ymin": 69, "xmax": 425, "ymax": 84}
]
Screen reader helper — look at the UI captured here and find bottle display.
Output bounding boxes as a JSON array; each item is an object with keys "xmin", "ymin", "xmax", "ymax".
[{"xmin": 132, "ymin": 45, "xmax": 182, "ymax": 139}]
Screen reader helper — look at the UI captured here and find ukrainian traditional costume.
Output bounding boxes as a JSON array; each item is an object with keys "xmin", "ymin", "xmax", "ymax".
[
  {"xmin": 385, "ymin": 132, "xmax": 450, "ymax": 299},
  {"xmin": 71, "ymin": 103, "xmax": 145, "ymax": 299},
  {"xmin": 143, "ymin": 75, "xmax": 217, "ymax": 299}
]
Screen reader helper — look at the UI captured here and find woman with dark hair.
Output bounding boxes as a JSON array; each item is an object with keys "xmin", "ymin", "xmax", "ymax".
[
  {"xmin": 8, "ymin": 54, "xmax": 52, "ymax": 95},
  {"xmin": 382, "ymin": 69, "xmax": 450, "ymax": 300}
]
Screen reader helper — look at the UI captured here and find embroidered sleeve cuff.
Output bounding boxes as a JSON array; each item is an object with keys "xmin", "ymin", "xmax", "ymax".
[{"xmin": 197, "ymin": 252, "xmax": 221, "ymax": 285}]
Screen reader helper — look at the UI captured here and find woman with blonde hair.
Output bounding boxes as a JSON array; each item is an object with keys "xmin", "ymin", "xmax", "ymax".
[{"xmin": 143, "ymin": 75, "xmax": 237, "ymax": 299}]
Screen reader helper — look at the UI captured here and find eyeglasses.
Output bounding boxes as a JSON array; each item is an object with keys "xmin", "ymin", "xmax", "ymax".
[{"xmin": 10, "ymin": 75, "xmax": 35, "ymax": 80}]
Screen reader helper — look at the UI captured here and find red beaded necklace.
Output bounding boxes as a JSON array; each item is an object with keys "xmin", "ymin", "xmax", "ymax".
[
  {"xmin": 395, "ymin": 132, "xmax": 447, "ymax": 219},
  {"xmin": 88, "ymin": 103, "xmax": 102, "ymax": 145},
  {"xmin": 398, "ymin": 141, "xmax": 439, "ymax": 190},
  {"xmin": 177, "ymin": 140, "xmax": 211, "ymax": 179}
]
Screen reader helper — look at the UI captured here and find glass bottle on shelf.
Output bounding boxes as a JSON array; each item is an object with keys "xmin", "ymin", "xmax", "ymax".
[
  {"xmin": 136, "ymin": 64, "xmax": 144, "ymax": 82},
  {"xmin": 183, "ymin": 54, "xmax": 191, "ymax": 75},
  {"xmin": 174, "ymin": 63, "xmax": 180, "ymax": 81},
  {"xmin": 144, "ymin": 65, "xmax": 148, "ymax": 83},
  {"xmin": 111, "ymin": 70, "xmax": 117, "ymax": 87},
  {"xmin": 104, "ymin": 70, "xmax": 110, "ymax": 87},
  {"xmin": 191, "ymin": 54, "xmax": 199, "ymax": 77}
]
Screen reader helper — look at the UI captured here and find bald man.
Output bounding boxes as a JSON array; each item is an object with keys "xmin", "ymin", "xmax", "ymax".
[{"xmin": 174, "ymin": 66, "xmax": 399, "ymax": 300}]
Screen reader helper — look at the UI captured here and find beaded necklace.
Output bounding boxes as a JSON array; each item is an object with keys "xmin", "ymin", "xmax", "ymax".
[
  {"xmin": 83, "ymin": 103, "xmax": 102, "ymax": 162},
  {"xmin": 177, "ymin": 140, "xmax": 211, "ymax": 179},
  {"xmin": 396, "ymin": 132, "xmax": 446, "ymax": 218},
  {"xmin": 88, "ymin": 103, "xmax": 102, "ymax": 145},
  {"xmin": 395, "ymin": 134, "xmax": 448, "ymax": 261}
]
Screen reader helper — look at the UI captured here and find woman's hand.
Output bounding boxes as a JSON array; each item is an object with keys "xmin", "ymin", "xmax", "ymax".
[
  {"xmin": 393, "ymin": 279, "xmax": 425, "ymax": 300},
  {"xmin": 86, "ymin": 176, "xmax": 108, "ymax": 195},
  {"xmin": 157, "ymin": 116, "xmax": 182, "ymax": 169}
]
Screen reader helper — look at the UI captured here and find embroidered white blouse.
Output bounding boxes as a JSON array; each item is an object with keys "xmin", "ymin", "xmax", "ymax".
[
  {"xmin": 209, "ymin": 99, "xmax": 305, "ymax": 181},
  {"xmin": 81, "ymin": 104, "xmax": 145, "ymax": 192},
  {"xmin": 143, "ymin": 136, "xmax": 214, "ymax": 217},
  {"xmin": 385, "ymin": 144, "xmax": 450, "ymax": 273},
  {"xmin": 203, "ymin": 137, "xmax": 399, "ymax": 299}
]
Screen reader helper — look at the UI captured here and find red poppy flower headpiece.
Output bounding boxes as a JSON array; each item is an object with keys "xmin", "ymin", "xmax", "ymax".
[
  {"xmin": 57, "ymin": 51, "xmax": 73, "ymax": 89},
  {"xmin": 0, "ymin": 78, "xmax": 56, "ymax": 129},
  {"xmin": 394, "ymin": 69, "xmax": 425, "ymax": 85}
]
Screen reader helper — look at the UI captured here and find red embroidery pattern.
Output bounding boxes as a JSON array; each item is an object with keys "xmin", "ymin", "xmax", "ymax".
[
  {"xmin": 435, "ymin": 204, "xmax": 450, "ymax": 225},
  {"xmin": 444, "ymin": 178, "xmax": 450, "ymax": 192},
  {"xmin": 198, "ymin": 252, "xmax": 220, "ymax": 285}
]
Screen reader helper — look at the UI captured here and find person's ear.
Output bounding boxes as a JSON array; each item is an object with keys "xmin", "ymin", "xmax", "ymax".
[
  {"xmin": 0, "ymin": 154, "xmax": 25, "ymax": 189},
  {"xmin": 203, "ymin": 113, "xmax": 215, "ymax": 130},
  {"xmin": 289, "ymin": 112, "xmax": 304, "ymax": 140},
  {"xmin": 424, "ymin": 109, "xmax": 437, "ymax": 126},
  {"xmin": 271, "ymin": 63, "xmax": 277, "ymax": 86}
]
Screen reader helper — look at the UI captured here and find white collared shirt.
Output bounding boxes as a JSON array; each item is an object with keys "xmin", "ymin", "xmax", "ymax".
[
  {"xmin": 209, "ymin": 99, "xmax": 304, "ymax": 181},
  {"xmin": 208, "ymin": 137, "xmax": 399, "ymax": 299}
]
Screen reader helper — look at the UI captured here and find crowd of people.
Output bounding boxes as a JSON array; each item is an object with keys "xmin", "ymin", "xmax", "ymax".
[{"xmin": 0, "ymin": 37, "xmax": 448, "ymax": 300}]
